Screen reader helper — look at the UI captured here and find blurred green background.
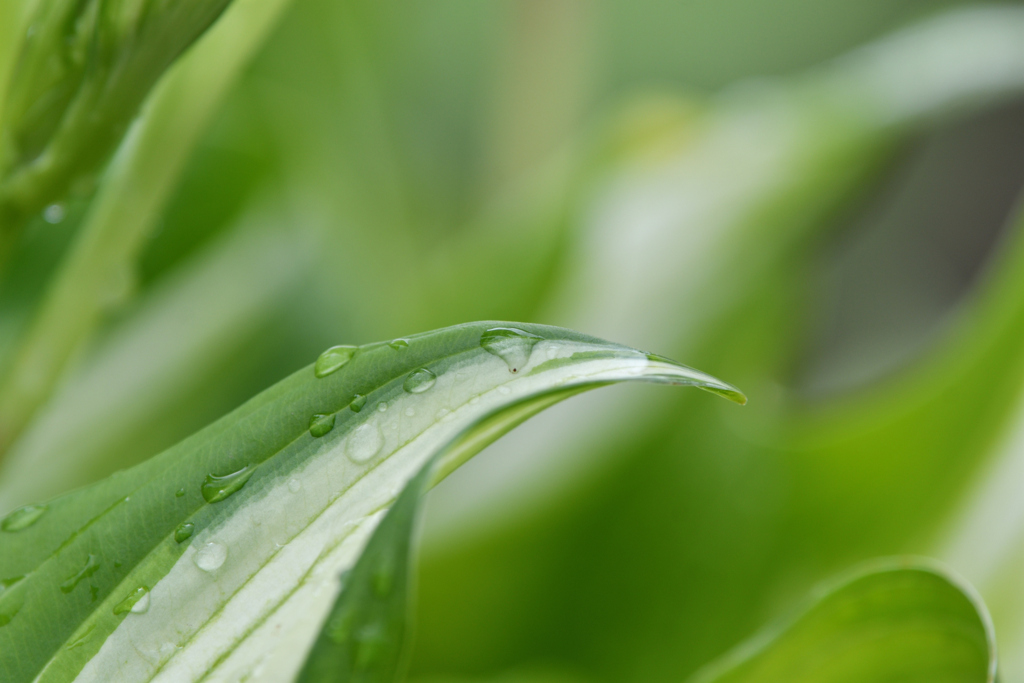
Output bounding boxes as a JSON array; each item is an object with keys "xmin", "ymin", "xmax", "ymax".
[{"xmin": 5, "ymin": 1, "xmax": 1024, "ymax": 681}]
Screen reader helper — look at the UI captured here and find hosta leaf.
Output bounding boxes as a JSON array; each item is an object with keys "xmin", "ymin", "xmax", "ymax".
[
  {"xmin": 689, "ymin": 560, "xmax": 996, "ymax": 683},
  {"xmin": 0, "ymin": 322, "xmax": 743, "ymax": 683}
]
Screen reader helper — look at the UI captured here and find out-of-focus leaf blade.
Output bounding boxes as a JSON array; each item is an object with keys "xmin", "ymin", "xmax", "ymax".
[
  {"xmin": 0, "ymin": 0, "xmax": 294, "ymax": 459},
  {"xmin": 689, "ymin": 561, "xmax": 996, "ymax": 683},
  {"xmin": 0, "ymin": 321, "xmax": 742, "ymax": 683}
]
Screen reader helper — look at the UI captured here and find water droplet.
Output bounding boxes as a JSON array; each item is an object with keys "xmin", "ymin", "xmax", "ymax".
[
  {"xmin": 60, "ymin": 554, "xmax": 100, "ymax": 594},
  {"xmin": 404, "ymin": 368, "xmax": 436, "ymax": 394},
  {"xmin": 0, "ymin": 576, "xmax": 24, "ymax": 595},
  {"xmin": 388, "ymin": 339, "xmax": 409, "ymax": 350},
  {"xmin": 377, "ymin": 402, "xmax": 388, "ymax": 413},
  {"xmin": 480, "ymin": 327, "xmax": 542, "ymax": 373},
  {"xmin": 174, "ymin": 522, "xmax": 195, "ymax": 543},
  {"xmin": 288, "ymin": 478, "xmax": 302, "ymax": 493},
  {"xmin": 195, "ymin": 542, "xmax": 227, "ymax": 572},
  {"xmin": 314, "ymin": 345, "xmax": 357, "ymax": 378},
  {"xmin": 350, "ymin": 394, "xmax": 367, "ymax": 412},
  {"xmin": 113, "ymin": 587, "xmax": 150, "ymax": 615},
  {"xmin": 469, "ymin": 396, "xmax": 480, "ymax": 405},
  {"xmin": 498, "ymin": 385, "xmax": 511, "ymax": 395},
  {"xmin": 175, "ymin": 488, "xmax": 185, "ymax": 498},
  {"xmin": 66, "ymin": 624, "xmax": 95, "ymax": 650},
  {"xmin": 436, "ymin": 408, "xmax": 450, "ymax": 420},
  {"xmin": 1, "ymin": 504, "xmax": 48, "ymax": 532},
  {"xmin": 309, "ymin": 413, "xmax": 336, "ymax": 438},
  {"xmin": 372, "ymin": 561, "xmax": 394, "ymax": 597},
  {"xmin": 158, "ymin": 642, "xmax": 178, "ymax": 658},
  {"xmin": 354, "ymin": 623, "xmax": 388, "ymax": 671},
  {"xmin": 201, "ymin": 464, "xmax": 257, "ymax": 504},
  {"xmin": 404, "ymin": 407, "xmax": 415, "ymax": 417},
  {"xmin": 43, "ymin": 203, "xmax": 65, "ymax": 224},
  {"xmin": 346, "ymin": 423, "xmax": 383, "ymax": 463}
]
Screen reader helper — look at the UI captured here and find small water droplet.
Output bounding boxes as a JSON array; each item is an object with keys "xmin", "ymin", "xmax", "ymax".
[
  {"xmin": 175, "ymin": 488, "xmax": 185, "ymax": 498},
  {"xmin": 354, "ymin": 623, "xmax": 388, "ymax": 671},
  {"xmin": 60, "ymin": 554, "xmax": 100, "ymax": 593},
  {"xmin": 436, "ymin": 408, "xmax": 450, "ymax": 420},
  {"xmin": 372, "ymin": 561, "xmax": 394, "ymax": 598},
  {"xmin": 0, "ymin": 576, "xmax": 24, "ymax": 595},
  {"xmin": 175, "ymin": 522, "xmax": 195, "ymax": 543},
  {"xmin": 404, "ymin": 368, "xmax": 436, "ymax": 394},
  {"xmin": 388, "ymin": 339, "xmax": 409, "ymax": 350},
  {"xmin": 469, "ymin": 396, "xmax": 480, "ymax": 405},
  {"xmin": 309, "ymin": 413, "xmax": 336, "ymax": 438},
  {"xmin": 377, "ymin": 402, "xmax": 388, "ymax": 413},
  {"xmin": 66, "ymin": 624, "xmax": 95, "ymax": 650},
  {"xmin": 195, "ymin": 542, "xmax": 227, "ymax": 572},
  {"xmin": 404, "ymin": 407, "xmax": 415, "ymax": 417},
  {"xmin": 43, "ymin": 203, "xmax": 65, "ymax": 224},
  {"xmin": 480, "ymin": 327, "xmax": 542, "ymax": 373},
  {"xmin": 113, "ymin": 587, "xmax": 150, "ymax": 615},
  {"xmin": 201, "ymin": 464, "xmax": 257, "ymax": 503},
  {"xmin": 498, "ymin": 385, "xmax": 511, "ymax": 395},
  {"xmin": 288, "ymin": 478, "xmax": 302, "ymax": 493},
  {"xmin": 314, "ymin": 345, "xmax": 357, "ymax": 378},
  {"xmin": 1, "ymin": 504, "xmax": 48, "ymax": 532},
  {"xmin": 159, "ymin": 642, "xmax": 178, "ymax": 658},
  {"xmin": 346, "ymin": 423, "xmax": 383, "ymax": 463},
  {"xmin": 350, "ymin": 394, "xmax": 367, "ymax": 412}
]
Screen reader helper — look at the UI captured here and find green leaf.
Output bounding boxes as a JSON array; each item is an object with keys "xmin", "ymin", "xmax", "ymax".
[
  {"xmin": 0, "ymin": 321, "xmax": 742, "ymax": 683},
  {"xmin": 689, "ymin": 561, "xmax": 995, "ymax": 683}
]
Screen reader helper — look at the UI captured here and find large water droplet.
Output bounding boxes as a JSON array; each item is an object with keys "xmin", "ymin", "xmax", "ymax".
[
  {"xmin": 403, "ymin": 368, "xmax": 436, "ymax": 394},
  {"xmin": 346, "ymin": 423, "xmax": 383, "ymax": 463},
  {"xmin": 388, "ymin": 338, "xmax": 409, "ymax": 350},
  {"xmin": 350, "ymin": 394, "xmax": 367, "ymax": 412},
  {"xmin": 43, "ymin": 203, "xmax": 65, "ymax": 224},
  {"xmin": 113, "ymin": 587, "xmax": 150, "ymax": 615},
  {"xmin": 175, "ymin": 522, "xmax": 195, "ymax": 543},
  {"xmin": 480, "ymin": 327, "xmax": 542, "ymax": 373},
  {"xmin": 314, "ymin": 345, "xmax": 357, "ymax": 378},
  {"xmin": 60, "ymin": 554, "xmax": 100, "ymax": 594},
  {"xmin": 201, "ymin": 464, "xmax": 257, "ymax": 504},
  {"xmin": 1, "ymin": 504, "xmax": 47, "ymax": 532},
  {"xmin": 309, "ymin": 413, "xmax": 336, "ymax": 438},
  {"xmin": 195, "ymin": 542, "xmax": 227, "ymax": 572}
]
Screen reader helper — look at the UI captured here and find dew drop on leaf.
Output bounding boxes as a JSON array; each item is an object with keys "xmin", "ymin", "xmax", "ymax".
[
  {"xmin": 403, "ymin": 368, "xmax": 436, "ymax": 394},
  {"xmin": 1, "ymin": 504, "xmax": 48, "ymax": 532},
  {"xmin": 404, "ymin": 407, "xmax": 415, "ymax": 417},
  {"xmin": 195, "ymin": 542, "xmax": 227, "ymax": 572},
  {"xmin": 66, "ymin": 624, "xmax": 95, "ymax": 650},
  {"xmin": 175, "ymin": 488, "xmax": 185, "ymax": 498},
  {"xmin": 113, "ymin": 587, "xmax": 150, "ymax": 615},
  {"xmin": 43, "ymin": 203, "xmax": 65, "ymax": 224},
  {"xmin": 346, "ymin": 423, "xmax": 383, "ymax": 463},
  {"xmin": 377, "ymin": 402, "xmax": 388, "ymax": 412},
  {"xmin": 60, "ymin": 554, "xmax": 100, "ymax": 594},
  {"xmin": 309, "ymin": 413, "xmax": 336, "ymax": 437},
  {"xmin": 480, "ymin": 327, "xmax": 542, "ymax": 373},
  {"xmin": 314, "ymin": 345, "xmax": 357, "ymax": 378},
  {"xmin": 201, "ymin": 464, "xmax": 257, "ymax": 503},
  {"xmin": 288, "ymin": 478, "xmax": 302, "ymax": 493},
  {"xmin": 388, "ymin": 338, "xmax": 409, "ymax": 350},
  {"xmin": 174, "ymin": 522, "xmax": 195, "ymax": 543},
  {"xmin": 350, "ymin": 394, "xmax": 367, "ymax": 412}
]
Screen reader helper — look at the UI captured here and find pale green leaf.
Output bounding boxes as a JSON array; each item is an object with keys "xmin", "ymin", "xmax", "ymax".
[{"xmin": 689, "ymin": 561, "xmax": 995, "ymax": 683}]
